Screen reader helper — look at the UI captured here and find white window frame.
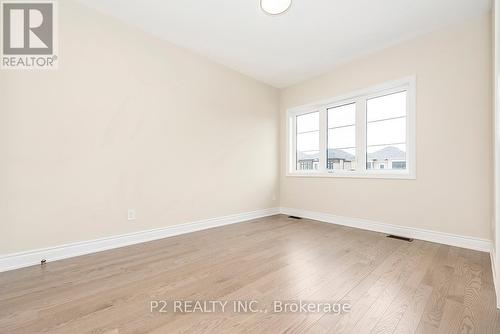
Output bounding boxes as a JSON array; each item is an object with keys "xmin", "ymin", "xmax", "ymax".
[{"xmin": 286, "ymin": 76, "xmax": 416, "ymax": 179}]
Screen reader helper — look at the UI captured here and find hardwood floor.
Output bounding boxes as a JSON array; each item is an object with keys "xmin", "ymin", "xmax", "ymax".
[{"xmin": 1, "ymin": 215, "xmax": 499, "ymax": 333}]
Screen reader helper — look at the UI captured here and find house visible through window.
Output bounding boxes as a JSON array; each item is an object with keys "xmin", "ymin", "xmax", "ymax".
[
  {"xmin": 287, "ymin": 77, "xmax": 415, "ymax": 179},
  {"xmin": 391, "ymin": 161, "xmax": 407, "ymax": 169}
]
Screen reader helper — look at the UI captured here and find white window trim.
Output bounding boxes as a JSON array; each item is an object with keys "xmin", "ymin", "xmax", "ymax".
[{"xmin": 286, "ymin": 76, "xmax": 416, "ymax": 180}]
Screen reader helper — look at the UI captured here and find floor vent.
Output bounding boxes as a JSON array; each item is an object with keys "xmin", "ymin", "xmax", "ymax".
[
  {"xmin": 387, "ymin": 235, "xmax": 414, "ymax": 242},
  {"xmin": 288, "ymin": 216, "xmax": 303, "ymax": 220}
]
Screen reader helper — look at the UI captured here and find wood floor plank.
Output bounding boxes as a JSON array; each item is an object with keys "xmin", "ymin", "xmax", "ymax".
[
  {"xmin": 392, "ymin": 284, "xmax": 433, "ymax": 334},
  {"xmin": 0, "ymin": 215, "xmax": 498, "ymax": 334},
  {"xmin": 369, "ymin": 242, "xmax": 438, "ymax": 334},
  {"xmin": 415, "ymin": 245, "xmax": 455, "ymax": 334},
  {"xmin": 345, "ymin": 242, "xmax": 432, "ymax": 334},
  {"xmin": 302, "ymin": 240, "xmax": 419, "ymax": 334}
]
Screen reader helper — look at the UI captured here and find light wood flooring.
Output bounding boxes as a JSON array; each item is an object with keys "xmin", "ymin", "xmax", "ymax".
[{"xmin": 1, "ymin": 215, "xmax": 499, "ymax": 333}]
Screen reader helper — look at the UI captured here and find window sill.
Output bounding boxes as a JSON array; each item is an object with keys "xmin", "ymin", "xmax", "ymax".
[{"xmin": 286, "ymin": 171, "xmax": 416, "ymax": 180}]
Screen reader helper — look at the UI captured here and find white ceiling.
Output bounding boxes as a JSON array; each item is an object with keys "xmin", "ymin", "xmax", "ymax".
[{"xmin": 79, "ymin": 0, "xmax": 491, "ymax": 88}]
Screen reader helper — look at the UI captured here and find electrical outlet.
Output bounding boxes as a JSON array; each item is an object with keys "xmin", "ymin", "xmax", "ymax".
[{"xmin": 128, "ymin": 209, "xmax": 136, "ymax": 221}]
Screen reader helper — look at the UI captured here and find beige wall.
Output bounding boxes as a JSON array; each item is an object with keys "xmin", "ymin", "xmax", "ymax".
[
  {"xmin": 0, "ymin": 1, "xmax": 279, "ymax": 254},
  {"xmin": 280, "ymin": 15, "xmax": 493, "ymax": 239}
]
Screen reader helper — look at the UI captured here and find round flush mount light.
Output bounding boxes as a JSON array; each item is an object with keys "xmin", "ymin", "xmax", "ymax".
[{"xmin": 260, "ymin": 0, "xmax": 292, "ymax": 15}]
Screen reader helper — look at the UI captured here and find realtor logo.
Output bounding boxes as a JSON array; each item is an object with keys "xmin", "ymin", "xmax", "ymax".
[{"xmin": 1, "ymin": 1, "xmax": 58, "ymax": 69}]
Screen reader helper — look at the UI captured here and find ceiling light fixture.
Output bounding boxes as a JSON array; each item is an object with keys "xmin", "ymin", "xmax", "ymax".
[{"xmin": 260, "ymin": 0, "xmax": 292, "ymax": 15}]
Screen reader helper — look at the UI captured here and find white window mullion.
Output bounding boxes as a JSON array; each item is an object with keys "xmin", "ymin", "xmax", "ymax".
[
  {"xmin": 356, "ymin": 98, "xmax": 367, "ymax": 174},
  {"xmin": 319, "ymin": 107, "xmax": 328, "ymax": 173},
  {"xmin": 407, "ymin": 79, "xmax": 416, "ymax": 178},
  {"xmin": 290, "ymin": 115, "xmax": 297, "ymax": 173}
]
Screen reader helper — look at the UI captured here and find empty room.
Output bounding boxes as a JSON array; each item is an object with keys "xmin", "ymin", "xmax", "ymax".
[{"xmin": 1, "ymin": 0, "xmax": 500, "ymax": 333}]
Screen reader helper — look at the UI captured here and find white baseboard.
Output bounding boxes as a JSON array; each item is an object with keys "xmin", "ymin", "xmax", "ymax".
[
  {"xmin": 1, "ymin": 207, "xmax": 492, "ymax": 274},
  {"xmin": 280, "ymin": 207, "xmax": 491, "ymax": 252},
  {"xmin": 0, "ymin": 207, "xmax": 280, "ymax": 273}
]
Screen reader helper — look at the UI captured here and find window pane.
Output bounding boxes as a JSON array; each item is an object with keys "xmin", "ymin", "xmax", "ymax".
[
  {"xmin": 367, "ymin": 91, "xmax": 407, "ymax": 122},
  {"xmin": 366, "ymin": 144, "xmax": 406, "ymax": 170},
  {"xmin": 297, "ymin": 112, "xmax": 319, "ymax": 133},
  {"xmin": 328, "ymin": 103, "xmax": 355, "ymax": 128},
  {"xmin": 328, "ymin": 126, "xmax": 355, "ymax": 149},
  {"xmin": 327, "ymin": 148, "xmax": 356, "ymax": 171},
  {"xmin": 297, "ymin": 131, "xmax": 319, "ymax": 152},
  {"xmin": 367, "ymin": 117, "xmax": 406, "ymax": 146},
  {"xmin": 296, "ymin": 112, "xmax": 319, "ymax": 171},
  {"xmin": 327, "ymin": 103, "xmax": 356, "ymax": 171}
]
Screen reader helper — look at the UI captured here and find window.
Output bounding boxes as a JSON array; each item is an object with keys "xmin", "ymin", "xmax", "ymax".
[
  {"xmin": 287, "ymin": 77, "xmax": 416, "ymax": 179},
  {"xmin": 327, "ymin": 103, "xmax": 356, "ymax": 171},
  {"xmin": 366, "ymin": 91, "xmax": 407, "ymax": 171},
  {"xmin": 296, "ymin": 112, "xmax": 319, "ymax": 171}
]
